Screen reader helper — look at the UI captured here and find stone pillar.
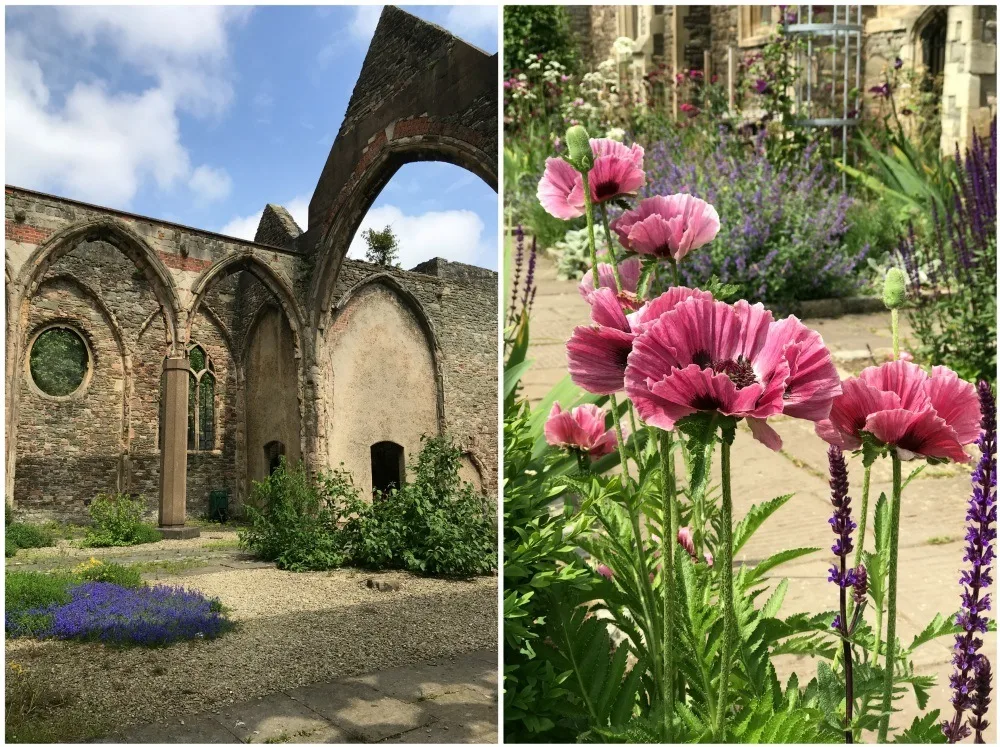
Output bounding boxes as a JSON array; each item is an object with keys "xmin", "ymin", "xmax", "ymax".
[{"xmin": 158, "ymin": 356, "xmax": 198, "ymax": 538}]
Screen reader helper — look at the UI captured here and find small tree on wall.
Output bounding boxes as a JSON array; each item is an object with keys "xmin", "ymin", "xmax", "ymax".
[{"xmin": 362, "ymin": 225, "xmax": 401, "ymax": 268}]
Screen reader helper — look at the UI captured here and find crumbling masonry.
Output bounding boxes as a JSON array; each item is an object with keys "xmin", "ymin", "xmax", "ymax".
[{"xmin": 4, "ymin": 7, "xmax": 499, "ymax": 530}]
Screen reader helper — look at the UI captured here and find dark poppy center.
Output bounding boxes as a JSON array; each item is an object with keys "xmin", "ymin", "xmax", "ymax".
[
  {"xmin": 593, "ymin": 180, "xmax": 620, "ymax": 201},
  {"xmin": 713, "ymin": 356, "xmax": 758, "ymax": 390}
]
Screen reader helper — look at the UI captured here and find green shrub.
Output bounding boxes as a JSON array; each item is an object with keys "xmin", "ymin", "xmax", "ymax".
[
  {"xmin": 5, "ymin": 571, "xmax": 75, "ymax": 615},
  {"xmin": 240, "ymin": 460, "xmax": 361, "ymax": 572},
  {"xmin": 72, "ymin": 559, "xmax": 144, "ymax": 588},
  {"xmin": 503, "ymin": 5, "xmax": 578, "ymax": 74},
  {"xmin": 83, "ymin": 493, "xmax": 160, "ymax": 548},
  {"xmin": 5, "ymin": 522, "xmax": 56, "ymax": 555},
  {"xmin": 241, "ymin": 439, "xmax": 497, "ymax": 577}
]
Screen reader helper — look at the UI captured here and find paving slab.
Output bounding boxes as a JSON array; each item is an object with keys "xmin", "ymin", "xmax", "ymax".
[
  {"xmin": 286, "ymin": 680, "xmax": 433, "ymax": 742},
  {"xmin": 120, "ymin": 715, "xmax": 240, "ymax": 743},
  {"xmin": 211, "ymin": 692, "xmax": 335, "ymax": 744}
]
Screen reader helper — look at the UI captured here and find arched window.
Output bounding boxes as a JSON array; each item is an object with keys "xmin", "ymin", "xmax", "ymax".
[
  {"xmin": 370, "ymin": 441, "xmax": 404, "ymax": 497},
  {"xmin": 186, "ymin": 343, "xmax": 216, "ymax": 451}
]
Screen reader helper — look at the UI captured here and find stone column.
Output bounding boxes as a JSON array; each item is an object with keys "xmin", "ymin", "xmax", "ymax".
[{"xmin": 158, "ymin": 356, "xmax": 198, "ymax": 538}]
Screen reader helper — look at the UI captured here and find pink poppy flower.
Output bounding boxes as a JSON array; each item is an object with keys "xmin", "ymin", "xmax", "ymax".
[
  {"xmin": 677, "ymin": 527, "xmax": 714, "ymax": 566},
  {"xmin": 596, "ymin": 563, "xmax": 613, "ymax": 580},
  {"xmin": 611, "ymin": 194, "xmax": 721, "ymax": 262},
  {"xmin": 815, "ymin": 361, "xmax": 979, "ymax": 462},
  {"xmin": 625, "ymin": 295, "xmax": 841, "ymax": 450},
  {"xmin": 579, "ymin": 256, "xmax": 643, "ymax": 310},
  {"xmin": 567, "ymin": 286, "xmax": 712, "ymax": 394},
  {"xmin": 544, "ymin": 402, "xmax": 617, "ymax": 459},
  {"xmin": 536, "ymin": 139, "xmax": 646, "ymax": 220}
]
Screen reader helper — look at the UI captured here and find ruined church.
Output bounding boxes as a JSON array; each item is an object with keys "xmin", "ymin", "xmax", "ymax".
[{"xmin": 4, "ymin": 7, "xmax": 498, "ymax": 535}]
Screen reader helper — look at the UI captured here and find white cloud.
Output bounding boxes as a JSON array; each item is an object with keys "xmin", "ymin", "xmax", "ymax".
[
  {"xmin": 189, "ymin": 165, "xmax": 232, "ymax": 203},
  {"xmin": 441, "ymin": 5, "xmax": 498, "ymax": 41},
  {"xmin": 348, "ymin": 205, "xmax": 493, "ymax": 269},
  {"xmin": 5, "ymin": 7, "xmax": 245, "ymax": 208},
  {"xmin": 349, "ymin": 5, "xmax": 384, "ymax": 43},
  {"xmin": 219, "ymin": 196, "xmax": 309, "ymax": 241}
]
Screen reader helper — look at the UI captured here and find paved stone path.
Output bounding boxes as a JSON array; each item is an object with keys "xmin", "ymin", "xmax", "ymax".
[
  {"xmin": 519, "ymin": 253, "xmax": 996, "ymax": 741},
  {"xmin": 107, "ymin": 650, "xmax": 497, "ymax": 744}
]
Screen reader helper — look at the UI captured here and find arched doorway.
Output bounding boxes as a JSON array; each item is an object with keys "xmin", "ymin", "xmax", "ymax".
[{"xmin": 370, "ymin": 441, "xmax": 404, "ymax": 497}]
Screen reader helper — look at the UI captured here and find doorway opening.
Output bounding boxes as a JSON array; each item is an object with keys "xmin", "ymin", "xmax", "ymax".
[
  {"xmin": 370, "ymin": 441, "xmax": 404, "ymax": 497},
  {"xmin": 264, "ymin": 440, "xmax": 286, "ymax": 476}
]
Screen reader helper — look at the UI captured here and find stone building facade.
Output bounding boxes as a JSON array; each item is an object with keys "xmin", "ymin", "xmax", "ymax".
[
  {"xmin": 567, "ymin": 5, "xmax": 996, "ymax": 154},
  {"xmin": 5, "ymin": 7, "xmax": 499, "ymax": 529}
]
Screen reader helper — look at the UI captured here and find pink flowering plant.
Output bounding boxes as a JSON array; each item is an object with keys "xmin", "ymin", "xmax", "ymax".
[{"xmin": 503, "ymin": 124, "xmax": 995, "ymax": 744}]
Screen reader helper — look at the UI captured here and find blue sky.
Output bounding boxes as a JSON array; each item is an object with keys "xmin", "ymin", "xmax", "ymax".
[{"xmin": 5, "ymin": 5, "xmax": 499, "ymax": 269}]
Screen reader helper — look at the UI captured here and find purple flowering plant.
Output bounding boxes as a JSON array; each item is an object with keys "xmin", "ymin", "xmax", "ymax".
[
  {"xmin": 7, "ymin": 580, "xmax": 231, "ymax": 646},
  {"xmin": 642, "ymin": 128, "xmax": 869, "ymax": 307}
]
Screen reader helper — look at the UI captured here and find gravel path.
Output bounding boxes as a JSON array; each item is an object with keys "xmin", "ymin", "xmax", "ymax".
[{"xmin": 6, "ymin": 567, "xmax": 497, "ymax": 742}]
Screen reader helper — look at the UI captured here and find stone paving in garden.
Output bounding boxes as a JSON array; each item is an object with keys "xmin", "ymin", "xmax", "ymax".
[
  {"xmin": 6, "ymin": 532, "xmax": 498, "ymax": 744},
  {"xmin": 519, "ymin": 253, "xmax": 997, "ymax": 741},
  {"xmin": 111, "ymin": 650, "xmax": 498, "ymax": 744}
]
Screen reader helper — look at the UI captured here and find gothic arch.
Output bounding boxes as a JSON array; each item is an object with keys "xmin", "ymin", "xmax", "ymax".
[
  {"xmin": 13, "ymin": 217, "xmax": 182, "ymax": 346},
  {"xmin": 329, "ymin": 273, "xmax": 446, "ymax": 433},
  {"xmin": 304, "ymin": 5, "xmax": 497, "ymax": 326}
]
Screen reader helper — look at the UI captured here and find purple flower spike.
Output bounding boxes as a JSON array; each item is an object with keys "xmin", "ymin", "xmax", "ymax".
[
  {"xmin": 827, "ymin": 445, "xmax": 856, "ymax": 570},
  {"xmin": 943, "ymin": 381, "xmax": 997, "ymax": 743}
]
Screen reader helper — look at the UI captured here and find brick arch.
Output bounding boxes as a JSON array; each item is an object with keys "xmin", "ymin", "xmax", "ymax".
[
  {"xmin": 13, "ymin": 217, "xmax": 182, "ymax": 348},
  {"xmin": 305, "ymin": 4, "xmax": 497, "ymax": 327}
]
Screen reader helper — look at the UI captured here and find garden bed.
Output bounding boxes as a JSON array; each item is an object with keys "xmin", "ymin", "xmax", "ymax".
[{"xmin": 6, "ymin": 567, "xmax": 497, "ymax": 743}]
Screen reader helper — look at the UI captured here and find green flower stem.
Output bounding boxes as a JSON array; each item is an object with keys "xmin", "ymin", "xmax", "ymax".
[
  {"xmin": 581, "ymin": 171, "xmax": 601, "ymax": 289},
  {"xmin": 669, "ymin": 258, "xmax": 680, "ymax": 288},
  {"xmin": 715, "ymin": 434, "xmax": 736, "ymax": 741},
  {"xmin": 598, "ymin": 203, "xmax": 625, "ymax": 292},
  {"xmin": 891, "ymin": 309, "xmax": 900, "ymax": 360},
  {"xmin": 877, "ymin": 454, "xmax": 903, "ymax": 743},
  {"xmin": 687, "ymin": 435, "xmax": 715, "ymax": 558},
  {"xmin": 849, "ymin": 465, "xmax": 872, "ymax": 621},
  {"xmin": 660, "ymin": 430, "xmax": 677, "ymax": 738}
]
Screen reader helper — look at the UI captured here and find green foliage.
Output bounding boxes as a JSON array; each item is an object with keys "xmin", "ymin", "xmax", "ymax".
[
  {"xmin": 550, "ymin": 227, "xmax": 613, "ymax": 281},
  {"xmin": 240, "ymin": 459, "xmax": 360, "ymax": 572},
  {"xmin": 29, "ymin": 327, "xmax": 88, "ymax": 396},
  {"xmin": 83, "ymin": 494, "xmax": 160, "ymax": 548},
  {"xmin": 503, "ymin": 401, "xmax": 596, "ymax": 741},
  {"xmin": 241, "ymin": 438, "xmax": 496, "ymax": 577},
  {"xmin": 6, "ymin": 522, "xmax": 56, "ymax": 555},
  {"xmin": 73, "ymin": 560, "xmax": 144, "ymax": 589},
  {"xmin": 503, "ymin": 5, "xmax": 578, "ymax": 74},
  {"xmin": 348, "ymin": 436, "xmax": 497, "ymax": 576},
  {"xmin": 5, "ymin": 571, "xmax": 75, "ymax": 637},
  {"xmin": 361, "ymin": 225, "xmax": 401, "ymax": 268}
]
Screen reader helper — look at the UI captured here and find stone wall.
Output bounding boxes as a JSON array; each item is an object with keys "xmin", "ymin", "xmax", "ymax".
[{"xmin": 5, "ymin": 6, "xmax": 499, "ymax": 524}]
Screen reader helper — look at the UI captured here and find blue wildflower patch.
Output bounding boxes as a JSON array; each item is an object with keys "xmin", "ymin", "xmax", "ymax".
[{"xmin": 6, "ymin": 581, "xmax": 231, "ymax": 646}]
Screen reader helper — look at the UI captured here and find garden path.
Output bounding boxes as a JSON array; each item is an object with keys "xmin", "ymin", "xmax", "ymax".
[
  {"xmin": 107, "ymin": 650, "xmax": 498, "ymax": 744},
  {"xmin": 518, "ymin": 252, "xmax": 996, "ymax": 741},
  {"xmin": 6, "ymin": 536, "xmax": 498, "ymax": 743}
]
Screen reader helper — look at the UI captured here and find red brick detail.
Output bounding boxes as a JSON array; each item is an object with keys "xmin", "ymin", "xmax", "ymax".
[
  {"xmin": 5, "ymin": 222, "xmax": 53, "ymax": 244},
  {"xmin": 157, "ymin": 252, "xmax": 213, "ymax": 273}
]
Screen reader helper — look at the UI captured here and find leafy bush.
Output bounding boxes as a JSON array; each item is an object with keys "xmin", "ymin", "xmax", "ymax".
[
  {"xmin": 349, "ymin": 436, "xmax": 497, "ymax": 576},
  {"xmin": 83, "ymin": 493, "xmax": 160, "ymax": 548},
  {"xmin": 240, "ymin": 460, "xmax": 361, "ymax": 572},
  {"xmin": 5, "ymin": 571, "xmax": 75, "ymax": 638},
  {"xmin": 73, "ymin": 558, "xmax": 144, "ymax": 588},
  {"xmin": 241, "ymin": 438, "xmax": 497, "ymax": 577},
  {"xmin": 5, "ymin": 522, "xmax": 55, "ymax": 556},
  {"xmin": 7, "ymin": 582, "xmax": 230, "ymax": 646},
  {"xmin": 503, "ymin": 5, "xmax": 578, "ymax": 74}
]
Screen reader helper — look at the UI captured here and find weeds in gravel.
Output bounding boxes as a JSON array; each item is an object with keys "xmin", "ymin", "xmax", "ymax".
[
  {"xmin": 202, "ymin": 538, "xmax": 241, "ymax": 551},
  {"xmin": 6, "ymin": 522, "xmax": 56, "ymax": 557},
  {"xmin": 4, "ymin": 661, "xmax": 81, "ymax": 744}
]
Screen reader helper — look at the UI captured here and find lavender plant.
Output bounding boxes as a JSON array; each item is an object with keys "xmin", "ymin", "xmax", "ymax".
[
  {"xmin": 898, "ymin": 119, "xmax": 997, "ymax": 384},
  {"xmin": 643, "ymin": 129, "xmax": 869, "ymax": 307},
  {"xmin": 943, "ymin": 381, "xmax": 996, "ymax": 743}
]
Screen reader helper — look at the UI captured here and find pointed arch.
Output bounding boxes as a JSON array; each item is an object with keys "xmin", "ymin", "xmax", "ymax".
[
  {"xmin": 13, "ymin": 217, "xmax": 182, "ymax": 346},
  {"xmin": 330, "ymin": 272, "xmax": 446, "ymax": 431}
]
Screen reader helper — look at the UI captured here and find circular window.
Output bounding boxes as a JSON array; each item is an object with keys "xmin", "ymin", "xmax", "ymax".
[{"xmin": 29, "ymin": 327, "xmax": 90, "ymax": 397}]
